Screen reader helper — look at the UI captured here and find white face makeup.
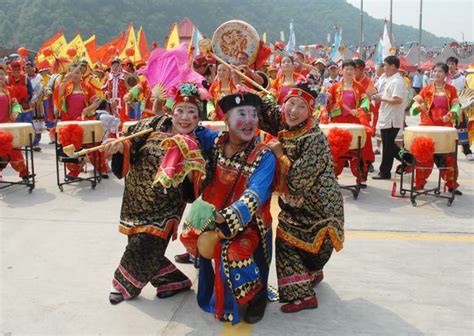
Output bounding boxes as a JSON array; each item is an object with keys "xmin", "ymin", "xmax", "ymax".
[
  {"xmin": 283, "ymin": 96, "xmax": 310, "ymax": 127},
  {"xmin": 225, "ymin": 105, "xmax": 258, "ymax": 142},
  {"xmin": 172, "ymin": 102, "xmax": 200, "ymax": 134}
]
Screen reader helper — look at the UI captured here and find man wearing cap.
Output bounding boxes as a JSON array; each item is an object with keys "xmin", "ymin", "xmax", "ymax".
[
  {"xmin": 188, "ymin": 92, "xmax": 275, "ymax": 324},
  {"xmin": 322, "ymin": 61, "xmax": 341, "ymax": 91}
]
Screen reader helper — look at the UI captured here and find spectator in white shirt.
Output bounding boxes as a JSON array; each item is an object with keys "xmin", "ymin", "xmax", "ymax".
[{"xmin": 372, "ymin": 56, "xmax": 408, "ymax": 179}]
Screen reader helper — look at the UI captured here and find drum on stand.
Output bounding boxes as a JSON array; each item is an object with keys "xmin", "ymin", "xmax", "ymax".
[
  {"xmin": 0, "ymin": 122, "xmax": 36, "ymax": 192},
  {"xmin": 399, "ymin": 126, "xmax": 459, "ymax": 207},
  {"xmin": 320, "ymin": 123, "xmax": 367, "ymax": 149},
  {"xmin": 0, "ymin": 122, "xmax": 34, "ymax": 148},
  {"xmin": 404, "ymin": 126, "xmax": 457, "ymax": 154},
  {"xmin": 56, "ymin": 120, "xmax": 105, "ymax": 145},
  {"xmin": 319, "ymin": 123, "xmax": 367, "ymax": 199},
  {"xmin": 55, "ymin": 120, "xmax": 105, "ymax": 191}
]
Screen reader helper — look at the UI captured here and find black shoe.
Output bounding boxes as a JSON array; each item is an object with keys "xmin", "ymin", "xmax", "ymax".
[
  {"xmin": 244, "ymin": 290, "xmax": 267, "ymax": 324},
  {"xmin": 22, "ymin": 173, "xmax": 36, "ymax": 181},
  {"xmin": 33, "ymin": 146, "xmax": 42, "ymax": 152},
  {"xmin": 65, "ymin": 175, "xmax": 80, "ymax": 181},
  {"xmin": 359, "ymin": 183, "xmax": 367, "ymax": 189},
  {"xmin": 156, "ymin": 286, "xmax": 191, "ymax": 299},
  {"xmin": 174, "ymin": 252, "xmax": 193, "ymax": 264},
  {"xmin": 448, "ymin": 188, "xmax": 463, "ymax": 196},
  {"xmin": 109, "ymin": 292, "xmax": 124, "ymax": 305},
  {"xmin": 101, "ymin": 174, "xmax": 109, "ymax": 179},
  {"xmin": 372, "ymin": 173, "xmax": 391, "ymax": 180},
  {"xmin": 367, "ymin": 162, "xmax": 375, "ymax": 173}
]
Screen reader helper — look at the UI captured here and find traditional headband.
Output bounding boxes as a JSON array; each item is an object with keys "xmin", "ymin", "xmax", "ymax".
[
  {"xmin": 283, "ymin": 88, "xmax": 316, "ymax": 111},
  {"xmin": 173, "ymin": 94, "xmax": 200, "ymax": 108}
]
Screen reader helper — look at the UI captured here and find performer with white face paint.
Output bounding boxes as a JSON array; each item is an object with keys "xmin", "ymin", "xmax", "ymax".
[{"xmin": 181, "ymin": 92, "xmax": 276, "ymax": 324}]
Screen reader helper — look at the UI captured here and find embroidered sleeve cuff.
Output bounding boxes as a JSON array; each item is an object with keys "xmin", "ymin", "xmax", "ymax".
[{"xmin": 218, "ymin": 190, "xmax": 261, "ymax": 236}]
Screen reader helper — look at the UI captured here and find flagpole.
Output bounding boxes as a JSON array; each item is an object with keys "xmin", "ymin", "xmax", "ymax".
[
  {"xmin": 389, "ymin": 0, "xmax": 393, "ymax": 40},
  {"xmin": 418, "ymin": 0, "xmax": 423, "ymax": 66},
  {"xmin": 359, "ymin": 0, "xmax": 364, "ymax": 56}
]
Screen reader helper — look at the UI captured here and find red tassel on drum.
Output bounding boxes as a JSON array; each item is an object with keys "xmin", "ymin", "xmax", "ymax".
[
  {"xmin": 327, "ymin": 127, "xmax": 353, "ymax": 161},
  {"xmin": 58, "ymin": 124, "xmax": 84, "ymax": 150},
  {"xmin": 410, "ymin": 136, "xmax": 435, "ymax": 163},
  {"xmin": 0, "ymin": 131, "xmax": 14, "ymax": 157}
]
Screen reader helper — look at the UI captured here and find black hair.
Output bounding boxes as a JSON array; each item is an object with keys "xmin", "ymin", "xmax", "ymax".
[
  {"xmin": 384, "ymin": 55, "xmax": 400, "ymax": 69},
  {"xmin": 97, "ymin": 99, "xmax": 108, "ymax": 110},
  {"xmin": 342, "ymin": 59, "xmax": 356, "ymax": 69},
  {"xmin": 280, "ymin": 55, "xmax": 295, "ymax": 64},
  {"xmin": 433, "ymin": 62, "xmax": 449, "ymax": 74},
  {"xmin": 353, "ymin": 59, "xmax": 365, "ymax": 68},
  {"xmin": 446, "ymin": 56, "xmax": 458, "ymax": 65}
]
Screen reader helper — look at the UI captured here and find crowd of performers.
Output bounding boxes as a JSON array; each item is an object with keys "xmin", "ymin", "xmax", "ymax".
[{"xmin": 0, "ymin": 45, "xmax": 473, "ymax": 325}]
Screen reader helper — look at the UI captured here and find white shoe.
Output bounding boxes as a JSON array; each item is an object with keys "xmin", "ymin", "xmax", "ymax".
[{"xmin": 467, "ymin": 154, "xmax": 474, "ymax": 161}]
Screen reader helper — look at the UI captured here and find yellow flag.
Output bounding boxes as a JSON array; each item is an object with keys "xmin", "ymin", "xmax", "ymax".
[
  {"xmin": 262, "ymin": 32, "xmax": 267, "ymax": 44},
  {"xmin": 120, "ymin": 25, "xmax": 141, "ymax": 62},
  {"xmin": 165, "ymin": 23, "xmax": 180, "ymax": 50},
  {"xmin": 60, "ymin": 34, "xmax": 92, "ymax": 64},
  {"xmin": 37, "ymin": 31, "xmax": 68, "ymax": 65}
]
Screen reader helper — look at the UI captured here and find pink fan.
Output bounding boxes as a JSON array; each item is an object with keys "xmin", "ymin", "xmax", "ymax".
[{"xmin": 138, "ymin": 43, "xmax": 206, "ymax": 100}]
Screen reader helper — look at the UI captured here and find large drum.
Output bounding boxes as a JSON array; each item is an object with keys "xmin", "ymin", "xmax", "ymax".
[
  {"xmin": 56, "ymin": 120, "xmax": 105, "ymax": 145},
  {"xmin": 122, "ymin": 120, "xmax": 140, "ymax": 134},
  {"xmin": 212, "ymin": 20, "xmax": 260, "ymax": 65},
  {"xmin": 200, "ymin": 121, "xmax": 227, "ymax": 132},
  {"xmin": 320, "ymin": 123, "xmax": 367, "ymax": 149},
  {"xmin": 404, "ymin": 126, "xmax": 458, "ymax": 154},
  {"xmin": 0, "ymin": 122, "xmax": 34, "ymax": 147}
]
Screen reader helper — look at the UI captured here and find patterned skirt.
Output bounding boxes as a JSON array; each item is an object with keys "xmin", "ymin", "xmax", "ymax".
[{"xmin": 112, "ymin": 233, "xmax": 191, "ymax": 299}]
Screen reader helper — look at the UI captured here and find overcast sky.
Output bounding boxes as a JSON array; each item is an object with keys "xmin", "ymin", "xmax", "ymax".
[{"xmin": 346, "ymin": 0, "xmax": 473, "ymax": 42}]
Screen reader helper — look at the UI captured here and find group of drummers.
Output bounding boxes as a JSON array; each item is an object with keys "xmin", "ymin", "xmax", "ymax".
[{"xmin": 0, "ymin": 42, "xmax": 472, "ymax": 325}]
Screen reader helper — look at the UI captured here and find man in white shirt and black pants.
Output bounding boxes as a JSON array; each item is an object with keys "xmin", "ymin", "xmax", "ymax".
[{"xmin": 372, "ymin": 56, "xmax": 408, "ymax": 179}]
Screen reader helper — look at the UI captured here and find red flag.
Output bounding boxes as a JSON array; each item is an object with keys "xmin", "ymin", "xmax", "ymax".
[
  {"xmin": 84, "ymin": 34, "xmax": 97, "ymax": 64},
  {"xmin": 97, "ymin": 33, "xmax": 127, "ymax": 66},
  {"xmin": 137, "ymin": 27, "xmax": 150, "ymax": 61}
]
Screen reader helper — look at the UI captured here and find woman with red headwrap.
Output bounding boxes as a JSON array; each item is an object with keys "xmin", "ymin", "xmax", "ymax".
[{"xmin": 258, "ymin": 82, "xmax": 344, "ymax": 313}]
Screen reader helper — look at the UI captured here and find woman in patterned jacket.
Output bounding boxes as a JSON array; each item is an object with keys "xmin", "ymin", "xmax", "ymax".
[
  {"xmin": 103, "ymin": 83, "xmax": 205, "ymax": 305},
  {"xmin": 258, "ymin": 82, "xmax": 345, "ymax": 313}
]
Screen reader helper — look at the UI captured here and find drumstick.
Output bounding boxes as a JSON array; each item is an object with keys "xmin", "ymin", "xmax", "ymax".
[
  {"xmin": 62, "ymin": 128, "xmax": 153, "ymax": 158},
  {"xmin": 210, "ymin": 52, "xmax": 272, "ymax": 95}
]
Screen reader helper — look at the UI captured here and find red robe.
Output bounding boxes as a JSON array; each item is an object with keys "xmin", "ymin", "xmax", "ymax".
[{"xmin": 105, "ymin": 72, "xmax": 129, "ymax": 123}]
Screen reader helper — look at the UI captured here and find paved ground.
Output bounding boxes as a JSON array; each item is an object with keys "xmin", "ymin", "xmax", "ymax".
[{"xmin": 0, "ymin": 131, "xmax": 473, "ymax": 336}]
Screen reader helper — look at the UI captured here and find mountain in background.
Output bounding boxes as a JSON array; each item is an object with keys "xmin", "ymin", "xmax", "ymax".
[{"xmin": 0, "ymin": 0, "xmax": 451, "ymax": 50}]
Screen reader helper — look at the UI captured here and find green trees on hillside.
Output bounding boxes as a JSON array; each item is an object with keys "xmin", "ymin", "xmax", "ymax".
[{"xmin": 0, "ymin": 0, "xmax": 450, "ymax": 50}]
